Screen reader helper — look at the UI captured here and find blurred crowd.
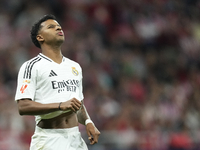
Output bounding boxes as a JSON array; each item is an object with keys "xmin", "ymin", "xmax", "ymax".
[{"xmin": 0, "ymin": 0, "xmax": 200, "ymax": 149}]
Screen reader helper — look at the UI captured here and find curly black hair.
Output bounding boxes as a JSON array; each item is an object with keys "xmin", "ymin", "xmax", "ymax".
[{"xmin": 30, "ymin": 14, "xmax": 56, "ymax": 48}]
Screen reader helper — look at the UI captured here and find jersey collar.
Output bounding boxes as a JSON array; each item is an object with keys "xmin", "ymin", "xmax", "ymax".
[
  {"xmin": 38, "ymin": 53, "xmax": 52, "ymax": 62},
  {"xmin": 38, "ymin": 53, "xmax": 65, "ymax": 63}
]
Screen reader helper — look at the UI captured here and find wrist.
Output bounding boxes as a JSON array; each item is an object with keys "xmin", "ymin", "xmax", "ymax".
[{"xmin": 85, "ymin": 119, "xmax": 94, "ymax": 126}]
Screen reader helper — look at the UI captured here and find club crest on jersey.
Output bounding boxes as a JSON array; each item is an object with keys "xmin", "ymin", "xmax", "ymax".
[{"xmin": 72, "ymin": 67, "xmax": 79, "ymax": 76}]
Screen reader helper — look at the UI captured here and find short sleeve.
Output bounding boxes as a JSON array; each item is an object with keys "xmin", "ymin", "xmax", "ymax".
[{"xmin": 15, "ymin": 62, "xmax": 37, "ymax": 101}]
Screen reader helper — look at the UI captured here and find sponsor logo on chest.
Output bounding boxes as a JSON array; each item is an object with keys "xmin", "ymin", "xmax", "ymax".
[
  {"xmin": 48, "ymin": 68, "xmax": 80, "ymax": 93},
  {"xmin": 51, "ymin": 79, "xmax": 80, "ymax": 93}
]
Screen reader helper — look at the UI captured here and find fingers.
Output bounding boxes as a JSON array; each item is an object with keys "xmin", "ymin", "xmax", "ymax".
[
  {"xmin": 62, "ymin": 98, "xmax": 82, "ymax": 112},
  {"xmin": 70, "ymin": 98, "xmax": 81, "ymax": 111},
  {"xmin": 91, "ymin": 128, "xmax": 100, "ymax": 145},
  {"xmin": 87, "ymin": 130, "xmax": 93, "ymax": 144},
  {"xmin": 93, "ymin": 132, "xmax": 99, "ymax": 144},
  {"xmin": 87, "ymin": 128, "xmax": 95, "ymax": 145},
  {"xmin": 88, "ymin": 137, "xmax": 94, "ymax": 145},
  {"xmin": 86, "ymin": 124, "xmax": 101, "ymax": 145},
  {"xmin": 71, "ymin": 98, "xmax": 82, "ymax": 110},
  {"xmin": 89, "ymin": 132, "xmax": 99, "ymax": 145}
]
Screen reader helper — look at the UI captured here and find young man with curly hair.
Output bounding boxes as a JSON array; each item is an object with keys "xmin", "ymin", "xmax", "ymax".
[{"xmin": 15, "ymin": 14, "xmax": 100, "ymax": 150}]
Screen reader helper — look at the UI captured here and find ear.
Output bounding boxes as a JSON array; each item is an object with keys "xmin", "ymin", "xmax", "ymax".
[{"xmin": 36, "ymin": 34, "xmax": 44, "ymax": 42}]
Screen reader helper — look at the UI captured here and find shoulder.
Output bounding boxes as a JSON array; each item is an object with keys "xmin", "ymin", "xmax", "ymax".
[
  {"xmin": 63, "ymin": 57, "xmax": 82, "ymax": 69},
  {"xmin": 18, "ymin": 55, "xmax": 43, "ymax": 79},
  {"xmin": 21, "ymin": 55, "xmax": 43, "ymax": 70}
]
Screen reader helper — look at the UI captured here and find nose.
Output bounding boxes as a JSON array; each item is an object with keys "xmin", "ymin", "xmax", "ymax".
[{"xmin": 56, "ymin": 25, "xmax": 62, "ymax": 31}]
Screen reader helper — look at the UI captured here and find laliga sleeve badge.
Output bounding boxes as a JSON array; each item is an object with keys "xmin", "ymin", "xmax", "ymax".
[
  {"xmin": 20, "ymin": 80, "xmax": 30, "ymax": 93},
  {"xmin": 72, "ymin": 67, "xmax": 79, "ymax": 76},
  {"xmin": 20, "ymin": 84, "xmax": 28, "ymax": 93}
]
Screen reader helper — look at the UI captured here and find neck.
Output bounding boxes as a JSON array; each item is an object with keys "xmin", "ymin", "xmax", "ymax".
[{"xmin": 41, "ymin": 44, "xmax": 63, "ymax": 64}]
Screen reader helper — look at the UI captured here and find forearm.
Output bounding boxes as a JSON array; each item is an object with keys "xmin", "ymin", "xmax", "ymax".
[
  {"xmin": 79, "ymin": 102, "xmax": 100, "ymax": 145},
  {"xmin": 17, "ymin": 99, "xmax": 60, "ymax": 116},
  {"xmin": 77, "ymin": 104, "xmax": 91, "ymax": 125}
]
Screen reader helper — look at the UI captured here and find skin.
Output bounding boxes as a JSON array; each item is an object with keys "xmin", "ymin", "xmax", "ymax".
[{"xmin": 17, "ymin": 19, "xmax": 100, "ymax": 145}]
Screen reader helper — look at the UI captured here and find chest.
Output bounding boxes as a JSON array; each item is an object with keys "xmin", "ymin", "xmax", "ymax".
[{"xmin": 36, "ymin": 64, "xmax": 81, "ymax": 88}]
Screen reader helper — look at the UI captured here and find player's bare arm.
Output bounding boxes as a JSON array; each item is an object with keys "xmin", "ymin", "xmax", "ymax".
[
  {"xmin": 77, "ymin": 102, "xmax": 101, "ymax": 145},
  {"xmin": 77, "ymin": 103, "xmax": 90, "ymax": 125},
  {"xmin": 17, "ymin": 98, "xmax": 82, "ymax": 116}
]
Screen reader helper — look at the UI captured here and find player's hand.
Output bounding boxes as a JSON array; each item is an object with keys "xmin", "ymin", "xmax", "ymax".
[
  {"xmin": 60, "ymin": 98, "xmax": 82, "ymax": 112},
  {"xmin": 86, "ymin": 123, "xmax": 100, "ymax": 145}
]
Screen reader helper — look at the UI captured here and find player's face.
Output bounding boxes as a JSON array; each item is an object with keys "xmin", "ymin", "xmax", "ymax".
[{"xmin": 37, "ymin": 19, "xmax": 65, "ymax": 45}]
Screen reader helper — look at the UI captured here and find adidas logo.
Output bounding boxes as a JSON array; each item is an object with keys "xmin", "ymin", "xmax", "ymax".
[{"xmin": 49, "ymin": 70, "xmax": 57, "ymax": 77}]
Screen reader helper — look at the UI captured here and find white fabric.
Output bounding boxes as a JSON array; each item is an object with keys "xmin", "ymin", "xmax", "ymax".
[
  {"xmin": 15, "ymin": 53, "xmax": 84, "ymax": 124},
  {"xmin": 85, "ymin": 119, "xmax": 94, "ymax": 125},
  {"xmin": 30, "ymin": 126, "xmax": 88, "ymax": 150}
]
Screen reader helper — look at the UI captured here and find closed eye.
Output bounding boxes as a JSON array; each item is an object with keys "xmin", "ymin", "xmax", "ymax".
[{"xmin": 48, "ymin": 25, "xmax": 55, "ymax": 28}]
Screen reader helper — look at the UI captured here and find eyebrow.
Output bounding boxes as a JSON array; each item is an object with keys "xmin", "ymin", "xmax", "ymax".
[{"xmin": 47, "ymin": 24, "xmax": 61, "ymax": 28}]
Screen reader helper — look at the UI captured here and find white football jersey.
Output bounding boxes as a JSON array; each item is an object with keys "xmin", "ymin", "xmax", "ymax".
[{"xmin": 15, "ymin": 53, "xmax": 84, "ymax": 124}]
